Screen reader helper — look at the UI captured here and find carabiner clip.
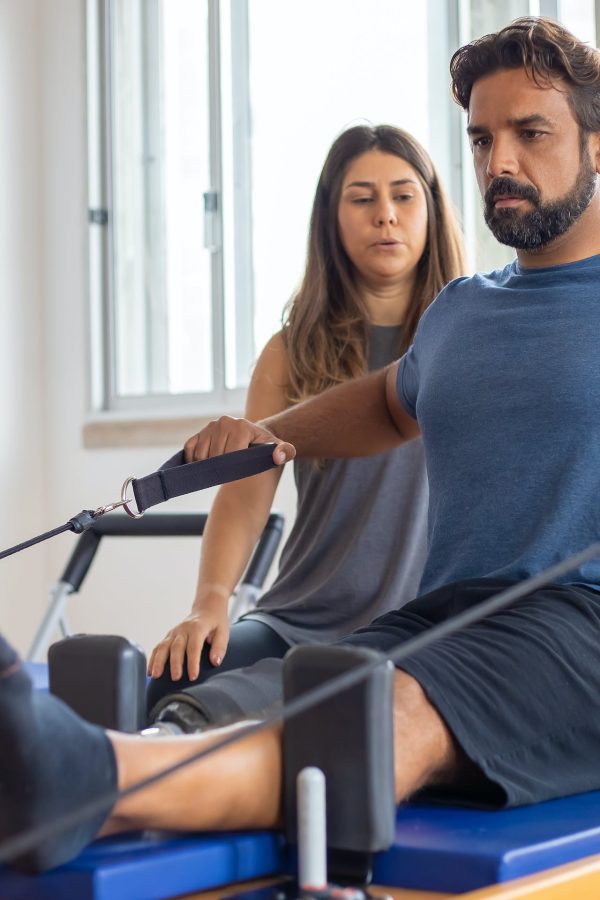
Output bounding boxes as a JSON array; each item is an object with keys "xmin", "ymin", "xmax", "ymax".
[
  {"xmin": 93, "ymin": 476, "xmax": 143, "ymax": 519},
  {"xmin": 93, "ymin": 498, "xmax": 128, "ymax": 517}
]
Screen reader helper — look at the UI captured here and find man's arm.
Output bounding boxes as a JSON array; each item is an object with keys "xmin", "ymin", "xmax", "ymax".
[{"xmin": 184, "ymin": 361, "xmax": 420, "ymax": 464}]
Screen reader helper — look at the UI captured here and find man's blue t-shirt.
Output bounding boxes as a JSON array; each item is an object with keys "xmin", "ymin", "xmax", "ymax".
[{"xmin": 397, "ymin": 253, "xmax": 600, "ymax": 596}]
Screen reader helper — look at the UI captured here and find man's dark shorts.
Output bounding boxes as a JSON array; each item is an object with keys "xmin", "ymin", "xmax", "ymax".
[
  {"xmin": 343, "ymin": 578, "xmax": 600, "ymax": 808},
  {"xmin": 161, "ymin": 577, "xmax": 600, "ymax": 809}
]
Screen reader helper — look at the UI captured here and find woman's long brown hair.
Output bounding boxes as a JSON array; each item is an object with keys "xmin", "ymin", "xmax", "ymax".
[{"xmin": 282, "ymin": 125, "xmax": 465, "ymax": 403}]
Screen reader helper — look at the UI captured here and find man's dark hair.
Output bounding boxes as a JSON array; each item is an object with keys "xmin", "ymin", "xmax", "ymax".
[{"xmin": 450, "ymin": 16, "xmax": 600, "ymax": 133}]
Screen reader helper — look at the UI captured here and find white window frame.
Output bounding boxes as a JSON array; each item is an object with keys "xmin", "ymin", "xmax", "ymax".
[
  {"xmin": 86, "ymin": 0, "xmax": 466, "ymax": 421},
  {"xmin": 87, "ymin": 0, "xmax": 252, "ymax": 418}
]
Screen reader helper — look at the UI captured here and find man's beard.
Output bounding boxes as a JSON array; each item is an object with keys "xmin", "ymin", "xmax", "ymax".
[{"xmin": 483, "ymin": 155, "xmax": 598, "ymax": 251}]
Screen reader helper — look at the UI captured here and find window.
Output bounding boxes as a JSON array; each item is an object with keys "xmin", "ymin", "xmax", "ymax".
[
  {"xmin": 88, "ymin": 1, "xmax": 600, "ymax": 419},
  {"xmin": 246, "ymin": 0, "xmax": 436, "ymax": 354},
  {"xmin": 88, "ymin": 0, "xmax": 219, "ymax": 414},
  {"xmin": 87, "ymin": 0, "xmax": 459, "ymax": 417}
]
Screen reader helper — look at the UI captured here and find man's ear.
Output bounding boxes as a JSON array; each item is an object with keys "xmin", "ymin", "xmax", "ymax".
[{"xmin": 591, "ymin": 132, "xmax": 600, "ymax": 173}]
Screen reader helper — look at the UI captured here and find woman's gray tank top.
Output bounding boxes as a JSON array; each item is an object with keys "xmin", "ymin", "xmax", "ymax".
[{"xmin": 242, "ymin": 324, "xmax": 428, "ymax": 644}]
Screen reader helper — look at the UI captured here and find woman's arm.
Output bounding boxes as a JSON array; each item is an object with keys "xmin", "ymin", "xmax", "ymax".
[{"xmin": 147, "ymin": 333, "xmax": 291, "ymax": 681}]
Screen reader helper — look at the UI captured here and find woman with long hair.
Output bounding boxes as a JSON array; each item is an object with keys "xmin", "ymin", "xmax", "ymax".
[{"xmin": 147, "ymin": 124, "xmax": 465, "ymax": 711}]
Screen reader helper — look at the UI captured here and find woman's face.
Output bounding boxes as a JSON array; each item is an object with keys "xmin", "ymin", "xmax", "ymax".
[{"xmin": 337, "ymin": 150, "xmax": 429, "ymax": 289}]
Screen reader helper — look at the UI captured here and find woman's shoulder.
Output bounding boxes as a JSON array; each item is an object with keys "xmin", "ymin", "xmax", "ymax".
[
  {"xmin": 245, "ymin": 330, "xmax": 292, "ymax": 418},
  {"xmin": 254, "ymin": 330, "xmax": 291, "ymax": 378}
]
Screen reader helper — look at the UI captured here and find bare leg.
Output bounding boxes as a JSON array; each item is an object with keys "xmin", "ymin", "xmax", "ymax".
[
  {"xmin": 104, "ymin": 720, "xmax": 283, "ymax": 834},
  {"xmin": 390, "ymin": 670, "xmax": 478, "ymax": 800},
  {"xmin": 102, "ymin": 671, "xmax": 473, "ymax": 836},
  {"xmin": 0, "ymin": 636, "xmax": 481, "ymax": 873}
]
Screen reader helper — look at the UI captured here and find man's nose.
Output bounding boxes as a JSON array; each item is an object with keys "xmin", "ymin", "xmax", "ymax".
[{"xmin": 485, "ymin": 137, "xmax": 519, "ymax": 179}]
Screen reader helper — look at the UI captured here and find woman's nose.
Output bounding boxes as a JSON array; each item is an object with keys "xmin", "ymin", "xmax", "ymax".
[{"xmin": 375, "ymin": 201, "xmax": 397, "ymax": 225}]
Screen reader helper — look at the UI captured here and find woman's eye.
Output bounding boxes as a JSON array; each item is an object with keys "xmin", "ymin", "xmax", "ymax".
[
  {"xmin": 395, "ymin": 194, "xmax": 413, "ymax": 202},
  {"xmin": 352, "ymin": 197, "xmax": 373, "ymax": 204}
]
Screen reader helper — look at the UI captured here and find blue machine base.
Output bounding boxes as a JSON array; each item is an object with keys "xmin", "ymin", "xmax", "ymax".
[
  {"xmin": 374, "ymin": 791, "xmax": 600, "ymax": 893},
  {"xmin": 3, "ymin": 791, "xmax": 600, "ymax": 898},
  {"xmin": 0, "ymin": 830, "xmax": 287, "ymax": 900}
]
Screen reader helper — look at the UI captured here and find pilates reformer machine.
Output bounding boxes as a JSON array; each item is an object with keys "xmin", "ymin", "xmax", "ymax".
[
  {"xmin": 26, "ymin": 510, "xmax": 285, "ymax": 666},
  {"xmin": 2, "ymin": 444, "xmax": 600, "ymax": 899}
]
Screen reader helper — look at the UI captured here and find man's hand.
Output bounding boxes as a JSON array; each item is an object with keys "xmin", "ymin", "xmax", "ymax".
[{"xmin": 183, "ymin": 416, "xmax": 295, "ymax": 465}]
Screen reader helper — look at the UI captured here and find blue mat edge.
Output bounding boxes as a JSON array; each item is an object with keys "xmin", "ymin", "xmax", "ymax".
[{"xmin": 0, "ymin": 831, "xmax": 288, "ymax": 900}]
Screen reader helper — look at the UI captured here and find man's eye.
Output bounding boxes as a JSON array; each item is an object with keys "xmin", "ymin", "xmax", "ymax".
[
  {"xmin": 522, "ymin": 130, "xmax": 544, "ymax": 140},
  {"xmin": 471, "ymin": 136, "xmax": 490, "ymax": 148}
]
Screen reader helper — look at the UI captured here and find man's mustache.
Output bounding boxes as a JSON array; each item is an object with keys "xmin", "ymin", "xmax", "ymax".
[{"xmin": 484, "ymin": 177, "xmax": 540, "ymax": 209}]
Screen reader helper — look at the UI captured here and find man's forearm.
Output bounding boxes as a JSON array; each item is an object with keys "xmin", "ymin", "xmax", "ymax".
[{"xmin": 262, "ymin": 367, "xmax": 416, "ymax": 459}]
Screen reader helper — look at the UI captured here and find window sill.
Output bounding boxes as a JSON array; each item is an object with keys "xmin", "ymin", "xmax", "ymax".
[{"xmin": 83, "ymin": 412, "xmax": 242, "ymax": 449}]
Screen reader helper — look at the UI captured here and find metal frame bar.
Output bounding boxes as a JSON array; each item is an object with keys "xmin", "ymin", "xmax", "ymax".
[
  {"xmin": 427, "ymin": 0, "xmax": 464, "ymax": 215},
  {"xmin": 141, "ymin": 0, "xmax": 170, "ymax": 393},
  {"xmin": 27, "ymin": 512, "xmax": 284, "ymax": 661},
  {"xmin": 229, "ymin": 0, "xmax": 255, "ymax": 390},
  {"xmin": 86, "ymin": 0, "xmax": 113, "ymax": 412},
  {"xmin": 208, "ymin": 0, "xmax": 226, "ymax": 397}
]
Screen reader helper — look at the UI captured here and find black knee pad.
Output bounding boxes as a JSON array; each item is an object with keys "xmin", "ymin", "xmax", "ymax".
[
  {"xmin": 283, "ymin": 645, "xmax": 396, "ymax": 859},
  {"xmin": 148, "ymin": 693, "xmax": 212, "ymax": 733},
  {"xmin": 48, "ymin": 634, "xmax": 146, "ymax": 732}
]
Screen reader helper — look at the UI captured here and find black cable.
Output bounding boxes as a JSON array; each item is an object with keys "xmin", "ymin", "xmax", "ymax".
[
  {"xmin": 0, "ymin": 524, "xmax": 73, "ymax": 561},
  {"xmin": 0, "ymin": 511, "xmax": 97, "ymax": 561},
  {"xmin": 1, "ymin": 538, "xmax": 600, "ymax": 866}
]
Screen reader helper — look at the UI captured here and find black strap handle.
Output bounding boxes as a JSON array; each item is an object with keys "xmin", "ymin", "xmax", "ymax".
[
  {"xmin": 0, "ymin": 444, "xmax": 280, "ymax": 561},
  {"xmin": 132, "ymin": 443, "xmax": 278, "ymax": 514}
]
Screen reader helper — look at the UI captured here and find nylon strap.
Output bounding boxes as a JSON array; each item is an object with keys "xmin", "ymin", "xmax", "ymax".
[
  {"xmin": 131, "ymin": 443, "xmax": 278, "ymax": 514},
  {"xmin": 0, "ymin": 445, "xmax": 279, "ymax": 560}
]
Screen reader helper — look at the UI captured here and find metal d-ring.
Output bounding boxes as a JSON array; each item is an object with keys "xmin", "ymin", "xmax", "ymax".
[{"xmin": 121, "ymin": 476, "xmax": 144, "ymax": 519}]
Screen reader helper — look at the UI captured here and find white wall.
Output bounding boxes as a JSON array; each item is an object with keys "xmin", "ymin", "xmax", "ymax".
[
  {"xmin": 0, "ymin": 0, "xmax": 296, "ymax": 660},
  {"xmin": 0, "ymin": 0, "xmax": 47, "ymax": 650}
]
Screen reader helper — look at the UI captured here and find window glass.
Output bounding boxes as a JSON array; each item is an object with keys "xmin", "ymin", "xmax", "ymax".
[
  {"xmin": 163, "ymin": 0, "xmax": 213, "ymax": 394},
  {"xmin": 94, "ymin": 1, "xmax": 599, "ymax": 410},
  {"xmin": 557, "ymin": 0, "xmax": 595, "ymax": 45},
  {"xmin": 463, "ymin": 0, "xmax": 531, "ymax": 273},
  {"xmin": 109, "ymin": 0, "xmax": 212, "ymax": 398},
  {"xmin": 247, "ymin": 0, "xmax": 430, "ymax": 354}
]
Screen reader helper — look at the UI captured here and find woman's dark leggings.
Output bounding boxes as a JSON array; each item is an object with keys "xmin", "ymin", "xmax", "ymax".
[{"xmin": 146, "ymin": 618, "xmax": 291, "ymax": 715}]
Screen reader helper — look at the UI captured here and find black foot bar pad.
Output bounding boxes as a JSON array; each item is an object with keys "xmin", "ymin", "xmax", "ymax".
[
  {"xmin": 48, "ymin": 635, "xmax": 147, "ymax": 733},
  {"xmin": 283, "ymin": 645, "xmax": 396, "ymax": 855}
]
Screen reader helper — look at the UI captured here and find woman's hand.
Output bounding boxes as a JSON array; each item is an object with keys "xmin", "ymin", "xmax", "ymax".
[
  {"xmin": 148, "ymin": 595, "xmax": 231, "ymax": 682},
  {"xmin": 183, "ymin": 416, "xmax": 294, "ymax": 464}
]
